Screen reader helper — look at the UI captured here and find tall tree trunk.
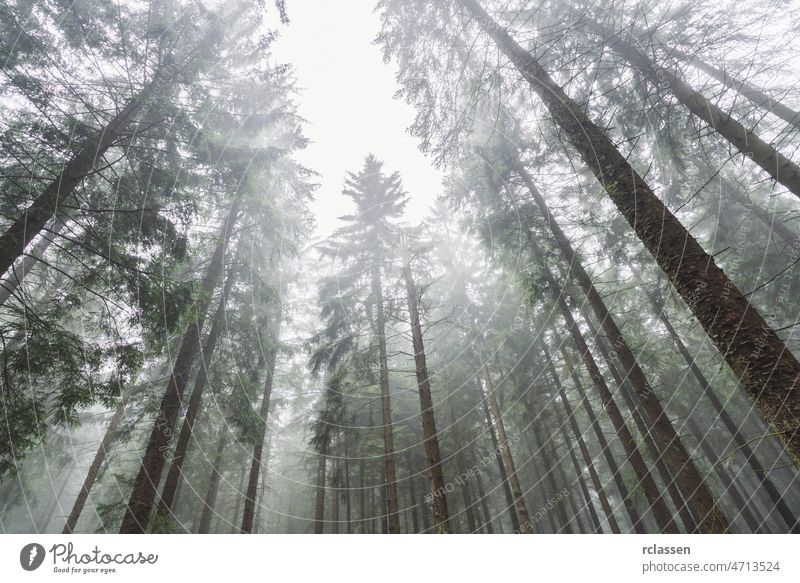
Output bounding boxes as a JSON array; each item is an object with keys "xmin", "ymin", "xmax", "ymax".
[
  {"xmin": 562, "ymin": 343, "xmax": 647, "ymax": 532},
  {"xmin": 512, "ymin": 162, "xmax": 725, "ymax": 532},
  {"xmin": 0, "ymin": 63, "xmax": 185, "ymax": 279},
  {"xmin": 314, "ymin": 450, "xmax": 326, "ymax": 534},
  {"xmin": 419, "ymin": 475, "xmax": 433, "ymax": 532},
  {"xmin": 584, "ymin": 20, "xmax": 800, "ymax": 197},
  {"xmin": 460, "ymin": 0, "xmax": 800, "ymax": 467},
  {"xmin": 0, "ymin": 216, "xmax": 69, "ymax": 308},
  {"xmin": 344, "ymin": 438, "xmax": 352, "ymax": 534},
  {"xmin": 331, "ymin": 460, "xmax": 340, "ymax": 534},
  {"xmin": 554, "ymin": 405, "xmax": 603, "ymax": 533},
  {"xmin": 253, "ymin": 432, "xmax": 273, "ymax": 533},
  {"xmin": 473, "ymin": 460, "xmax": 494, "ymax": 534},
  {"xmin": 196, "ymin": 430, "xmax": 227, "ymax": 534},
  {"xmin": 359, "ymin": 458, "xmax": 366, "ymax": 533},
  {"xmin": 683, "ymin": 416, "xmax": 765, "ymax": 533},
  {"xmin": 477, "ymin": 379, "xmax": 520, "ymax": 532},
  {"xmin": 241, "ymin": 311, "xmax": 282, "ymax": 533},
  {"xmin": 63, "ymin": 402, "xmax": 124, "ymax": 533},
  {"xmin": 517, "ymin": 219, "xmax": 675, "ymax": 530},
  {"xmin": 407, "ymin": 470, "xmax": 420, "ymax": 533},
  {"xmin": 476, "ymin": 346, "xmax": 532, "ymax": 533},
  {"xmin": 582, "ymin": 317, "xmax": 703, "ymax": 532},
  {"xmin": 119, "ymin": 196, "xmax": 241, "ymax": 533},
  {"xmin": 229, "ymin": 467, "xmax": 246, "ymax": 533},
  {"xmin": 543, "ymin": 341, "xmax": 621, "ymax": 533},
  {"xmin": 370, "ymin": 263, "xmax": 400, "ymax": 533},
  {"xmin": 157, "ymin": 267, "xmax": 237, "ymax": 521},
  {"xmin": 653, "ymin": 296, "xmax": 799, "ymax": 532},
  {"xmin": 529, "ymin": 420, "xmax": 574, "ymax": 533},
  {"xmin": 402, "ymin": 248, "xmax": 450, "ymax": 532},
  {"xmin": 661, "ymin": 40, "xmax": 800, "ymax": 131}
]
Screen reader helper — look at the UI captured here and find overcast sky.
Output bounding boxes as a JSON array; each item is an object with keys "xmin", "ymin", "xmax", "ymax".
[{"xmin": 271, "ymin": 0, "xmax": 444, "ymax": 239}]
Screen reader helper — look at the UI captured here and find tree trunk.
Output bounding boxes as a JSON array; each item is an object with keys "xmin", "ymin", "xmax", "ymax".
[
  {"xmin": 331, "ymin": 460, "xmax": 340, "ymax": 534},
  {"xmin": 653, "ymin": 296, "xmax": 799, "ymax": 532},
  {"xmin": 359, "ymin": 458, "xmax": 366, "ymax": 533},
  {"xmin": 562, "ymin": 343, "xmax": 648, "ymax": 532},
  {"xmin": 402, "ymin": 249, "xmax": 451, "ymax": 532},
  {"xmin": 461, "ymin": 0, "xmax": 800, "ymax": 468},
  {"xmin": 344, "ymin": 439, "xmax": 352, "ymax": 534},
  {"xmin": 241, "ymin": 311, "xmax": 282, "ymax": 533},
  {"xmin": 516, "ymin": 217, "xmax": 675, "ymax": 530},
  {"xmin": 0, "ymin": 64, "xmax": 184, "ymax": 279},
  {"xmin": 62, "ymin": 402, "xmax": 124, "ymax": 533},
  {"xmin": 196, "ymin": 430, "xmax": 227, "ymax": 534},
  {"xmin": 229, "ymin": 467, "xmax": 246, "ymax": 533},
  {"xmin": 529, "ymin": 421, "xmax": 574, "ymax": 533},
  {"xmin": 314, "ymin": 450, "xmax": 326, "ymax": 534},
  {"xmin": 513, "ymin": 162, "xmax": 725, "ymax": 532},
  {"xmin": 585, "ymin": 20, "xmax": 800, "ymax": 197},
  {"xmin": 472, "ymin": 461, "xmax": 495, "ymax": 534},
  {"xmin": 554, "ymin": 405, "xmax": 603, "ymax": 533},
  {"xmin": 663, "ymin": 42, "xmax": 800, "ymax": 131},
  {"xmin": 582, "ymin": 317, "xmax": 703, "ymax": 532},
  {"xmin": 477, "ymin": 346, "xmax": 532, "ymax": 533},
  {"xmin": 253, "ymin": 433, "xmax": 273, "ymax": 533},
  {"xmin": 477, "ymin": 379, "xmax": 520, "ymax": 532},
  {"xmin": 407, "ymin": 470, "xmax": 420, "ymax": 533},
  {"xmin": 683, "ymin": 416, "xmax": 765, "ymax": 533},
  {"xmin": 0, "ymin": 216, "xmax": 69, "ymax": 308},
  {"xmin": 157, "ymin": 267, "xmax": 236, "ymax": 521},
  {"xmin": 119, "ymin": 196, "xmax": 241, "ymax": 533},
  {"xmin": 370, "ymin": 263, "xmax": 400, "ymax": 533},
  {"xmin": 543, "ymin": 342, "xmax": 621, "ymax": 533}
]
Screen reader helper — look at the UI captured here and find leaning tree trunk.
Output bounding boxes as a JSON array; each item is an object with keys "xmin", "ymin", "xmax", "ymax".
[
  {"xmin": 119, "ymin": 196, "xmax": 241, "ymax": 533},
  {"xmin": 539, "ymin": 339, "xmax": 619, "ymax": 533},
  {"xmin": 560, "ymin": 343, "xmax": 648, "ymax": 532},
  {"xmin": 583, "ymin": 317, "xmax": 702, "ymax": 531},
  {"xmin": 584, "ymin": 19, "xmax": 800, "ymax": 198},
  {"xmin": 553, "ymin": 403, "xmax": 603, "ymax": 533},
  {"xmin": 156, "ymin": 267, "xmax": 237, "ymax": 522},
  {"xmin": 652, "ymin": 294, "xmax": 799, "ymax": 532},
  {"xmin": 529, "ymin": 419, "xmax": 575, "ymax": 533},
  {"xmin": 62, "ymin": 401, "xmax": 125, "ymax": 533},
  {"xmin": 663, "ymin": 43, "xmax": 800, "ymax": 131},
  {"xmin": 459, "ymin": 0, "xmax": 800, "ymax": 468},
  {"xmin": 196, "ymin": 430, "xmax": 227, "ymax": 534},
  {"xmin": 476, "ymin": 346, "xmax": 532, "ymax": 533},
  {"xmin": 241, "ymin": 310, "xmax": 282, "ymax": 533},
  {"xmin": 519, "ymin": 218, "xmax": 675, "ymax": 531},
  {"xmin": 402, "ymin": 249, "xmax": 451, "ymax": 533},
  {"xmin": 370, "ymin": 263, "xmax": 401, "ymax": 534},
  {"xmin": 0, "ymin": 63, "xmax": 184, "ymax": 279},
  {"xmin": 683, "ymin": 415, "xmax": 765, "ymax": 533},
  {"xmin": 511, "ymin": 163, "xmax": 725, "ymax": 532},
  {"xmin": 0, "ymin": 216, "xmax": 69, "ymax": 308}
]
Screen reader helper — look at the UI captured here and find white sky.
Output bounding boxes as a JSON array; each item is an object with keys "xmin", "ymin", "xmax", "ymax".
[{"xmin": 271, "ymin": 0, "xmax": 444, "ymax": 239}]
